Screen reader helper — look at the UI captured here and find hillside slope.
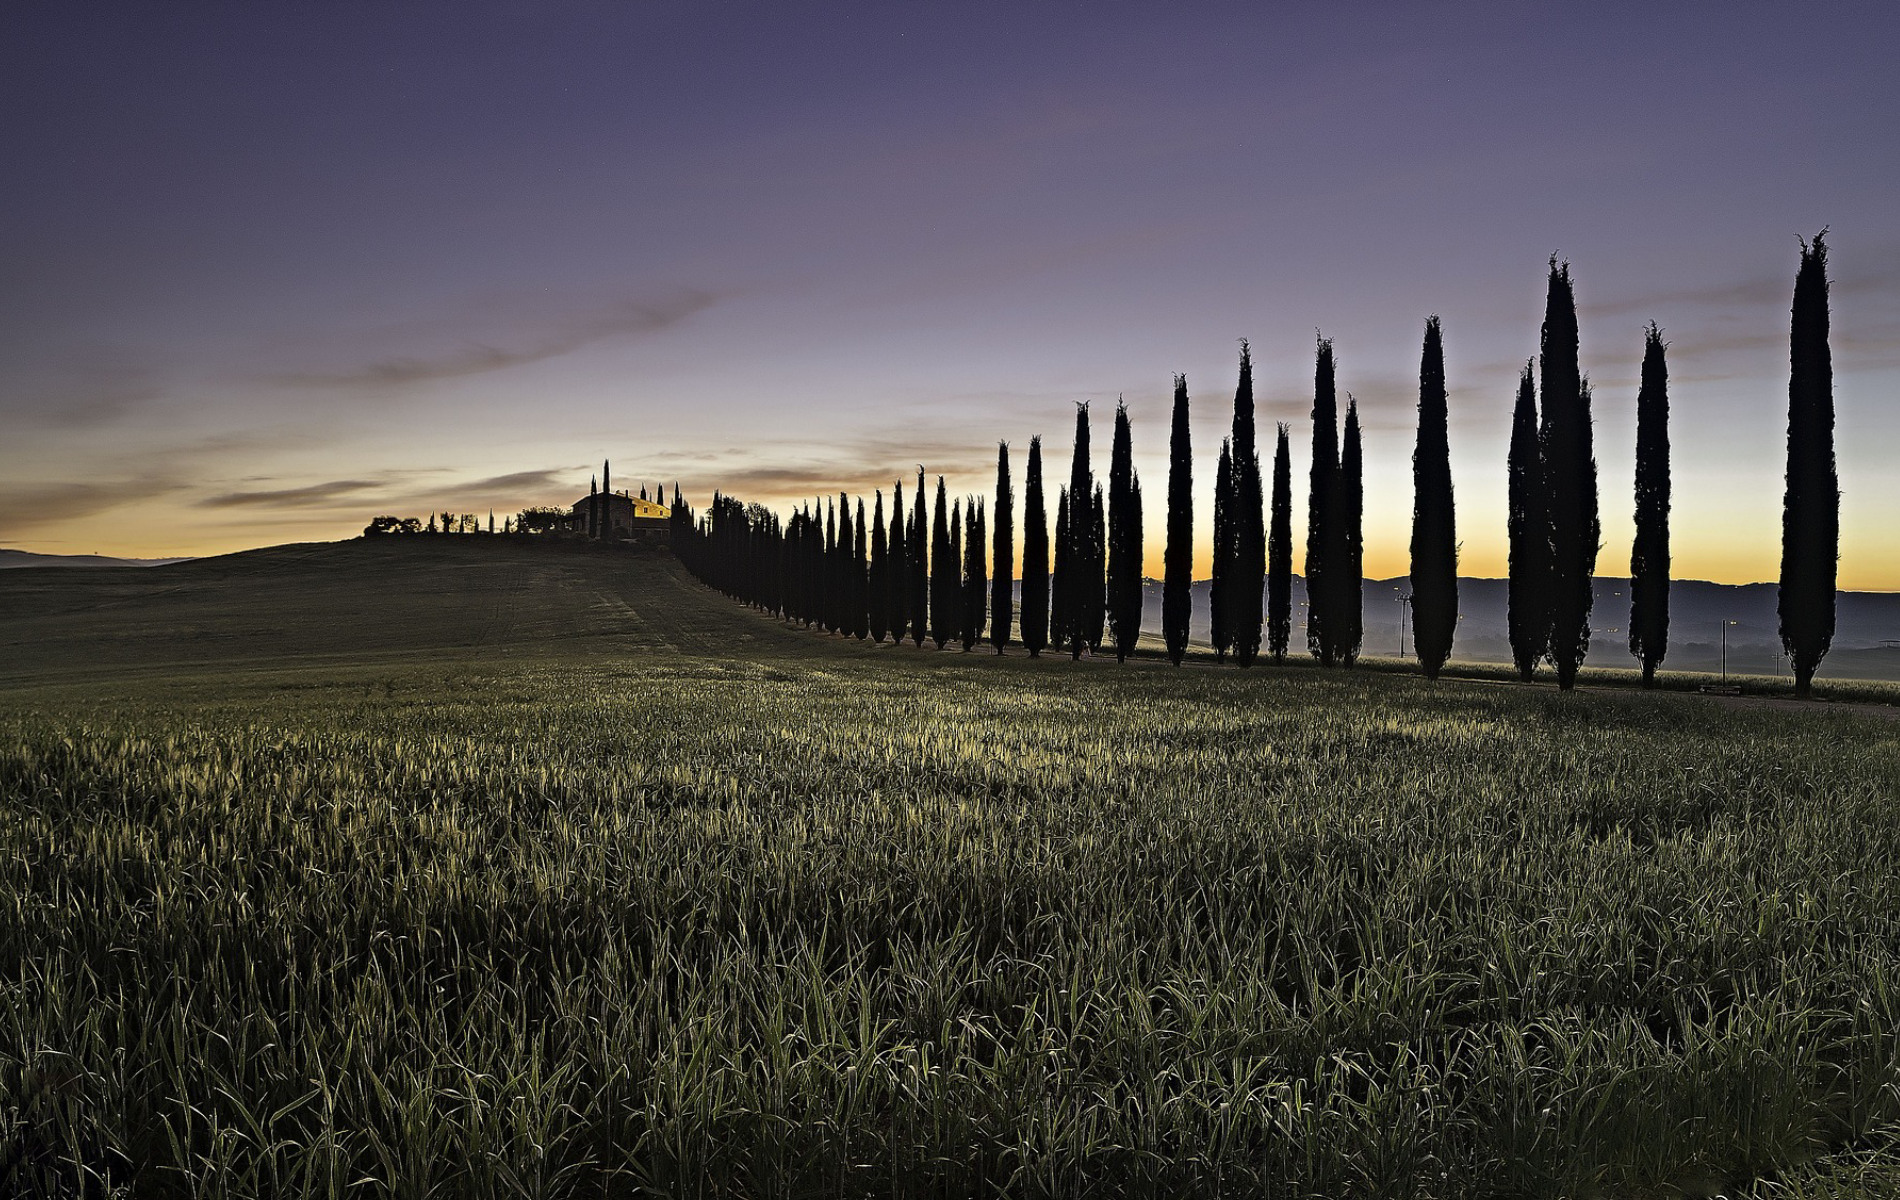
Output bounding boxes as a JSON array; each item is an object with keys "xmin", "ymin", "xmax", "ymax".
[{"xmin": 0, "ymin": 536, "xmax": 826, "ymax": 686}]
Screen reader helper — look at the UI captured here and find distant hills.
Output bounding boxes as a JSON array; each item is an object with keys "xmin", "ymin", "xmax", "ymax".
[
  {"xmin": 0, "ymin": 548, "xmax": 192, "ymax": 569},
  {"xmin": 1138, "ymin": 575, "xmax": 1900, "ymax": 682}
]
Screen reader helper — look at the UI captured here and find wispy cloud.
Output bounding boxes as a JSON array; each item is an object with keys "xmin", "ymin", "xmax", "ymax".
[
  {"xmin": 0, "ymin": 478, "xmax": 186, "ymax": 535},
  {"xmin": 1584, "ymin": 257, "xmax": 1900, "ymax": 320},
  {"xmin": 196, "ymin": 479, "xmax": 386, "ymax": 509},
  {"xmin": 265, "ymin": 289, "xmax": 722, "ymax": 390}
]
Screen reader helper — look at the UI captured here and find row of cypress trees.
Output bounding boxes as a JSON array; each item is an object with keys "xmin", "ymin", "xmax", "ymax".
[{"xmin": 675, "ymin": 239, "xmax": 1838, "ymax": 691}]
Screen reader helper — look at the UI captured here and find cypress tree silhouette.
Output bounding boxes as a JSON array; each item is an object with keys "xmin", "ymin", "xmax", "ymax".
[
  {"xmin": 1410, "ymin": 316, "xmax": 1458, "ymax": 680},
  {"xmin": 1506, "ymin": 363, "xmax": 1548, "ymax": 680},
  {"xmin": 1163, "ymin": 374, "xmax": 1193, "ymax": 666},
  {"xmin": 1108, "ymin": 401, "xmax": 1143, "ymax": 662},
  {"xmin": 1087, "ymin": 483, "xmax": 1107, "ymax": 654},
  {"xmin": 1021, "ymin": 438, "xmax": 1050, "ymax": 657},
  {"xmin": 1307, "ymin": 338, "xmax": 1339, "ymax": 664},
  {"xmin": 1780, "ymin": 231, "xmax": 1837, "ymax": 698},
  {"xmin": 852, "ymin": 498, "xmax": 868, "ymax": 639},
  {"xmin": 1540, "ymin": 259, "xmax": 1599, "ymax": 691},
  {"xmin": 1337, "ymin": 401, "xmax": 1364, "ymax": 666},
  {"xmin": 910, "ymin": 469, "xmax": 929, "ymax": 646},
  {"xmin": 823, "ymin": 499, "xmax": 838, "ymax": 633},
  {"xmin": 887, "ymin": 481, "xmax": 906, "ymax": 642},
  {"xmin": 870, "ymin": 493, "xmax": 889, "ymax": 641},
  {"xmin": 963, "ymin": 498, "xmax": 987, "ymax": 651},
  {"xmin": 1629, "ymin": 323, "xmax": 1671, "ymax": 687},
  {"xmin": 1232, "ymin": 342, "xmax": 1265, "ymax": 666},
  {"xmin": 1268, "ymin": 424, "xmax": 1293, "ymax": 664},
  {"xmin": 991, "ymin": 443, "xmax": 1014, "ymax": 654},
  {"xmin": 587, "ymin": 475, "xmax": 598, "ymax": 539},
  {"xmin": 949, "ymin": 498, "xmax": 964, "ymax": 648},
  {"xmin": 1210, "ymin": 439, "xmax": 1234, "ymax": 662},
  {"xmin": 1066, "ymin": 404, "xmax": 1099, "ymax": 659},
  {"xmin": 931, "ymin": 479, "xmax": 953, "ymax": 649},
  {"xmin": 1051, "ymin": 487, "xmax": 1073, "ymax": 657}
]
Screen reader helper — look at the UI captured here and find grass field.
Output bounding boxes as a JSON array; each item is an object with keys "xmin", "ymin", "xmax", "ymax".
[{"xmin": 5, "ymin": 539, "xmax": 1900, "ymax": 1197}]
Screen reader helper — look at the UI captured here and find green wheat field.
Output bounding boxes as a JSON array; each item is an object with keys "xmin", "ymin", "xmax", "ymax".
[{"xmin": 4, "ymin": 538, "xmax": 1900, "ymax": 1197}]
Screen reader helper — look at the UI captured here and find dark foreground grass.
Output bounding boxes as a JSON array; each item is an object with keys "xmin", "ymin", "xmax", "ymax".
[
  {"xmin": 4, "ymin": 543, "xmax": 1900, "ymax": 1196},
  {"xmin": 7, "ymin": 653, "xmax": 1900, "ymax": 1197}
]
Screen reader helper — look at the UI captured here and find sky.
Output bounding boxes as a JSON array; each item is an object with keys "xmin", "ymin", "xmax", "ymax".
[{"xmin": 4, "ymin": 2, "xmax": 1897, "ymax": 585}]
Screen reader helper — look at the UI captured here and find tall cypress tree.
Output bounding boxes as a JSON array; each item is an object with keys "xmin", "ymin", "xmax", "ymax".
[
  {"xmin": 1210, "ymin": 439, "xmax": 1234, "ymax": 662},
  {"xmin": 887, "ymin": 480, "xmax": 907, "ymax": 644},
  {"xmin": 852, "ymin": 498, "xmax": 868, "ymax": 639},
  {"xmin": 991, "ymin": 443, "xmax": 1014, "ymax": 654},
  {"xmin": 1163, "ymin": 374, "xmax": 1193, "ymax": 666},
  {"xmin": 949, "ymin": 498, "xmax": 967, "ymax": 648},
  {"xmin": 1506, "ymin": 363, "xmax": 1548, "ymax": 680},
  {"xmin": 1307, "ymin": 338, "xmax": 1339, "ymax": 664},
  {"xmin": 1021, "ymin": 438, "xmax": 1050, "ymax": 657},
  {"xmin": 1066, "ymin": 404, "xmax": 1098, "ymax": 658},
  {"xmin": 1630, "ymin": 322, "xmax": 1671, "ymax": 687},
  {"xmin": 1540, "ymin": 259, "xmax": 1598, "ymax": 691},
  {"xmin": 1410, "ymin": 316, "xmax": 1458, "ymax": 680},
  {"xmin": 1232, "ymin": 342, "xmax": 1266, "ymax": 666},
  {"xmin": 1086, "ymin": 483, "xmax": 1107, "ymax": 654},
  {"xmin": 869, "ymin": 491, "xmax": 889, "ymax": 643},
  {"xmin": 1051, "ymin": 487, "xmax": 1073, "ymax": 658},
  {"xmin": 1336, "ymin": 401, "xmax": 1364, "ymax": 666},
  {"xmin": 963, "ymin": 498, "xmax": 987, "ymax": 651},
  {"xmin": 910, "ymin": 469, "xmax": 929, "ymax": 646},
  {"xmin": 1108, "ymin": 401, "xmax": 1143, "ymax": 662},
  {"xmin": 931, "ymin": 480, "xmax": 954, "ymax": 649},
  {"xmin": 1268, "ymin": 424, "xmax": 1293, "ymax": 664},
  {"xmin": 1780, "ymin": 231, "xmax": 1837, "ymax": 698},
  {"xmin": 823, "ymin": 499, "xmax": 838, "ymax": 633}
]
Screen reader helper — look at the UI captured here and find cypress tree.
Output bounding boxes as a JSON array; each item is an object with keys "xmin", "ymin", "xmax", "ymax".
[
  {"xmin": 1337, "ymin": 401, "xmax": 1364, "ymax": 666},
  {"xmin": 1163, "ymin": 374, "xmax": 1193, "ymax": 666},
  {"xmin": 1087, "ymin": 483, "xmax": 1107, "ymax": 654},
  {"xmin": 1540, "ymin": 259, "xmax": 1599, "ymax": 691},
  {"xmin": 1210, "ymin": 439, "xmax": 1234, "ymax": 662},
  {"xmin": 887, "ymin": 480, "xmax": 907, "ymax": 643},
  {"xmin": 1108, "ymin": 401, "xmax": 1143, "ymax": 662},
  {"xmin": 852, "ymin": 498, "xmax": 868, "ymax": 639},
  {"xmin": 1629, "ymin": 323, "xmax": 1671, "ymax": 687},
  {"xmin": 1021, "ymin": 438, "xmax": 1050, "ymax": 657},
  {"xmin": 930, "ymin": 479, "xmax": 953, "ymax": 649},
  {"xmin": 949, "ymin": 499, "xmax": 965, "ymax": 648},
  {"xmin": 824, "ymin": 499, "xmax": 838, "ymax": 633},
  {"xmin": 1307, "ymin": 338, "xmax": 1339, "ymax": 664},
  {"xmin": 1051, "ymin": 487, "xmax": 1073, "ymax": 657},
  {"xmin": 870, "ymin": 493, "xmax": 889, "ymax": 645},
  {"xmin": 1268, "ymin": 424, "xmax": 1293, "ymax": 664},
  {"xmin": 1066, "ymin": 404, "xmax": 1098, "ymax": 658},
  {"xmin": 1506, "ymin": 363, "xmax": 1548, "ymax": 680},
  {"xmin": 1780, "ymin": 231, "xmax": 1837, "ymax": 698},
  {"xmin": 910, "ymin": 469, "xmax": 929, "ymax": 646},
  {"xmin": 1410, "ymin": 316, "xmax": 1458, "ymax": 680},
  {"xmin": 963, "ymin": 498, "xmax": 987, "ymax": 651},
  {"xmin": 991, "ymin": 443, "xmax": 1014, "ymax": 654},
  {"xmin": 1232, "ymin": 342, "xmax": 1265, "ymax": 666}
]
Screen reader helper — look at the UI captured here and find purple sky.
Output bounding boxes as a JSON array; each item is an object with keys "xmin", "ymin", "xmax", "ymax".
[{"xmin": 4, "ymin": 2, "xmax": 1897, "ymax": 584}]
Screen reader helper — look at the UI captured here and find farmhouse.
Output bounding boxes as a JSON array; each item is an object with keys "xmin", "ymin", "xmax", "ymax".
[{"xmin": 571, "ymin": 461, "xmax": 670, "ymax": 539}]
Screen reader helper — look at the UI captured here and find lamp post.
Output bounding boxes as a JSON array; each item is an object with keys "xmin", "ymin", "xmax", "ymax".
[{"xmin": 1720, "ymin": 619, "xmax": 1738, "ymax": 681}]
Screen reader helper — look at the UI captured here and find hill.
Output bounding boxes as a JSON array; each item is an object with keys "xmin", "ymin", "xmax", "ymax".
[
  {"xmin": 1135, "ymin": 575, "xmax": 1900, "ymax": 682},
  {"xmin": 0, "ymin": 536, "xmax": 835, "ymax": 687},
  {"xmin": 0, "ymin": 548, "xmax": 190, "ymax": 569}
]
